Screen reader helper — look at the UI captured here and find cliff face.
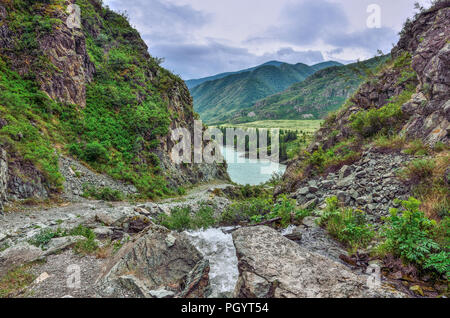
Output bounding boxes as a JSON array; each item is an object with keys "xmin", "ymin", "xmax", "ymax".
[{"xmin": 0, "ymin": 0, "xmax": 227, "ymax": 203}]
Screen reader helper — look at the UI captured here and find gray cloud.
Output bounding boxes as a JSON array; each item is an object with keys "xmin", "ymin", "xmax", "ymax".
[{"xmin": 104, "ymin": 0, "xmax": 418, "ymax": 79}]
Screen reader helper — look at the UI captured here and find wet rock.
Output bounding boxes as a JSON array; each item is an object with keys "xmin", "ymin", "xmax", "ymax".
[{"xmin": 232, "ymin": 226, "xmax": 404, "ymax": 298}]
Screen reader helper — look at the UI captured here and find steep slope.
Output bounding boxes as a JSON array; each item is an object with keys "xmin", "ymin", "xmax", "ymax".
[
  {"xmin": 237, "ymin": 56, "xmax": 389, "ymax": 122},
  {"xmin": 0, "ymin": 0, "xmax": 227, "ymax": 204},
  {"xmin": 185, "ymin": 60, "xmax": 284, "ymax": 90},
  {"xmin": 191, "ymin": 61, "xmax": 342, "ymax": 124}
]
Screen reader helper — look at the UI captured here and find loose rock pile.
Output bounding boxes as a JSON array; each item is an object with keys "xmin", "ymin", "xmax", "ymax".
[{"xmin": 292, "ymin": 150, "xmax": 413, "ymax": 222}]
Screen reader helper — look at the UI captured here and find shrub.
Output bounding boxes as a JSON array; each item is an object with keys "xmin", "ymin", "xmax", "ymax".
[
  {"xmin": 70, "ymin": 225, "xmax": 99, "ymax": 255},
  {"xmin": 350, "ymin": 86, "xmax": 414, "ymax": 138},
  {"xmin": 400, "ymin": 159, "xmax": 435, "ymax": 186},
  {"xmin": 157, "ymin": 207, "xmax": 192, "ymax": 231},
  {"xmin": 319, "ymin": 197, "xmax": 375, "ymax": 252},
  {"xmin": 82, "ymin": 185, "xmax": 125, "ymax": 202},
  {"xmin": 83, "ymin": 142, "xmax": 109, "ymax": 163},
  {"xmin": 404, "ymin": 139, "xmax": 430, "ymax": 156},
  {"xmin": 379, "ymin": 198, "xmax": 440, "ymax": 266},
  {"xmin": 191, "ymin": 204, "xmax": 217, "ymax": 229},
  {"xmin": 221, "ymin": 198, "xmax": 273, "ymax": 225},
  {"xmin": 28, "ymin": 228, "xmax": 67, "ymax": 249}
]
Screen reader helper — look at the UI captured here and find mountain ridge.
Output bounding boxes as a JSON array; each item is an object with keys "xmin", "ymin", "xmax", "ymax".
[{"xmin": 190, "ymin": 60, "xmax": 342, "ymax": 124}]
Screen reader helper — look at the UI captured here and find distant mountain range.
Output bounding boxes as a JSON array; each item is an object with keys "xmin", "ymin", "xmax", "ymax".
[
  {"xmin": 230, "ymin": 55, "xmax": 390, "ymax": 123},
  {"xmin": 188, "ymin": 60, "xmax": 342, "ymax": 124}
]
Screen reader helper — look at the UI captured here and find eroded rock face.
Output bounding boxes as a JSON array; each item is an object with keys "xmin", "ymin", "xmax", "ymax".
[
  {"xmin": 232, "ymin": 226, "xmax": 403, "ymax": 298},
  {"xmin": 96, "ymin": 223, "xmax": 211, "ymax": 298}
]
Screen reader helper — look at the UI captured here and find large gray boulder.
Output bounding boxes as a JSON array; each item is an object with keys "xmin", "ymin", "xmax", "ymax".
[
  {"xmin": 96, "ymin": 223, "xmax": 211, "ymax": 298},
  {"xmin": 232, "ymin": 226, "xmax": 404, "ymax": 298}
]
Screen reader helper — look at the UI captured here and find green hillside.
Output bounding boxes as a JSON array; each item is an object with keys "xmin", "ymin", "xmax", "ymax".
[
  {"xmin": 191, "ymin": 61, "xmax": 342, "ymax": 124},
  {"xmin": 233, "ymin": 55, "xmax": 389, "ymax": 123}
]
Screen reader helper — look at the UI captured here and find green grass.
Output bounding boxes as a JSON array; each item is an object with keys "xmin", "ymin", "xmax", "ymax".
[{"xmin": 0, "ymin": 265, "xmax": 36, "ymax": 298}]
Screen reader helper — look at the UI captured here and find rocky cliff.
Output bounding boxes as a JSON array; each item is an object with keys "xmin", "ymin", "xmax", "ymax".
[
  {"xmin": 0, "ymin": 0, "xmax": 227, "ymax": 205},
  {"xmin": 279, "ymin": 1, "xmax": 449, "ymax": 220}
]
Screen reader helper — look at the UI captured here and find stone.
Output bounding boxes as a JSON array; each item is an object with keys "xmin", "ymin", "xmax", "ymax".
[
  {"xmin": 93, "ymin": 227, "xmax": 114, "ymax": 239},
  {"xmin": 302, "ymin": 217, "xmax": 319, "ymax": 228},
  {"xmin": 297, "ymin": 187, "xmax": 309, "ymax": 196},
  {"xmin": 0, "ymin": 242, "xmax": 44, "ymax": 276},
  {"xmin": 95, "ymin": 213, "xmax": 115, "ymax": 226},
  {"xmin": 96, "ymin": 224, "xmax": 210, "ymax": 298},
  {"xmin": 336, "ymin": 176, "xmax": 353, "ymax": 188},
  {"xmin": 339, "ymin": 165, "xmax": 352, "ymax": 179},
  {"xmin": 44, "ymin": 236, "xmax": 85, "ymax": 256},
  {"xmin": 302, "ymin": 198, "xmax": 318, "ymax": 210},
  {"xmin": 232, "ymin": 226, "xmax": 404, "ymax": 298},
  {"xmin": 308, "ymin": 186, "xmax": 319, "ymax": 193},
  {"xmin": 165, "ymin": 234, "xmax": 177, "ymax": 247},
  {"xmin": 320, "ymin": 180, "xmax": 334, "ymax": 189},
  {"xmin": 34, "ymin": 272, "xmax": 50, "ymax": 285},
  {"xmin": 409, "ymin": 285, "xmax": 424, "ymax": 297},
  {"xmin": 148, "ymin": 288, "xmax": 176, "ymax": 298}
]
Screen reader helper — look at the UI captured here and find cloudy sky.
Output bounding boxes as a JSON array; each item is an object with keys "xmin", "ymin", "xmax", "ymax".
[{"xmin": 103, "ymin": 0, "xmax": 431, "ymax": 79}]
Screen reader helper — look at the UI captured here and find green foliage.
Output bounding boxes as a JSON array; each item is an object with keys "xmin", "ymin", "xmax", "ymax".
[
  {"xmin": 400, "ymin": 158, "xmax": 436, "ymax": 185},
  {"xmin": 303, "ymin": 139, "xmax": 360, "ymax": 174},
  {"xmin": 70, "ymin": 225, "xmax": 98, "ymax": 255},
  {"xmin": 350, "ymin": 86, "xmax": 414, "ymax": 138},
  {"xmin": 404, "ymin": 139, "xmax": 430, "ymax": 156},
  {"xmin": 221, "ymin": 198, "xmax": 273, "ymax": 225},
  {"xmin": 156, "ymin": 203, "xmax": 218, "ymax": 231},
  {"xmin": 28, "ymin": 227, "xmax": 67, "ymax": 249},
  {"xmin": 379, "ymin": 198, "xmax": 442, "ymax": 268},
  {"xmin": 424, "ymin": 252, "xmax": 450, "ymax": 279},
  {"xmin": 82, "ymin": 185, "xmax": 125, "ymax": 202},
  {"xmin": 232, "ymin": 195, "xmax": 310, "ymax": 228},
  {"xmin": 319, "ymin": 197, "xmax": 375, "ymax": 251}
]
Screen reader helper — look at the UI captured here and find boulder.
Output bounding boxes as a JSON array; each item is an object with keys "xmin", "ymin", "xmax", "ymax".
[
  {"xmin": 232, "ymin": 226, "xmax": 404, "ymax": 298},
  {"xmin": 0, "ymin": 242, "xmax": 43, "ymax": 276},
  {"xmin": 96, "ymin": 223, "xmax": 211, "ymax": 298}
]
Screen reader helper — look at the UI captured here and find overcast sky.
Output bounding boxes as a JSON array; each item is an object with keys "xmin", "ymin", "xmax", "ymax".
[{"xmin": 103, "ymin": 0, "xmax": 431, "ymax": 80}]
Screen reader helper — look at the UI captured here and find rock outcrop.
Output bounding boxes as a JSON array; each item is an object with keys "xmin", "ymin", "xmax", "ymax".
[
  {"xmin": 232, "ymin": 226, "xmax": 404, "ymax": 298},
  {"xmin": 96, "ymin": 223, "xmax": 211, "ymax": 298}
]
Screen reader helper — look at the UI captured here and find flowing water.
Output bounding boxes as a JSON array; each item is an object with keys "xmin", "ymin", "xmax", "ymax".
[
  {"xmin": 184, "ymin": 228, "xmax": 239, "ymax": 298},
  {"xmin": 220, "ymin": 146, "xmax": 286, "ymax": 185},
  {"xmin": 183, "ymin": 148, "xmax": 287, "ymax": 297}
]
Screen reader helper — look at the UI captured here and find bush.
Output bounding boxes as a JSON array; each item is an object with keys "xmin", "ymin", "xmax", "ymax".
[
  {"xmin": 350, "ymin": 86, "xmax": 414, "ymax": 138},
  {"xmin": 82, "ymin": 185, "xmax": 124, "ymax": 202},
  {"xmin": 28, "ymin": 228, "xmax": 67, "ymax": 249},
  {"xmin": 319, "ymin": 197, "xmax": 374, "ymax": 252},
  {"xmin": 221, "ymin": 198, "xmax": 273, "ymax": 225},
  {"xmin": 83, "ymin": 142, "xmax": 109, "ymax": 163},
  {"xmin": 404, "ymin": 140, "xmax": 430, "ymax": 156},
  {"xmin": 400, "ymin": 159, "xmax": 435, "ymax": 186},
  {"xmin": 379, "ymin": 198, "xmax": 440, "ymax": 266},
  {"xmin": 157, "ymin": 204, "xmax": 218, "ymax": 231}
]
